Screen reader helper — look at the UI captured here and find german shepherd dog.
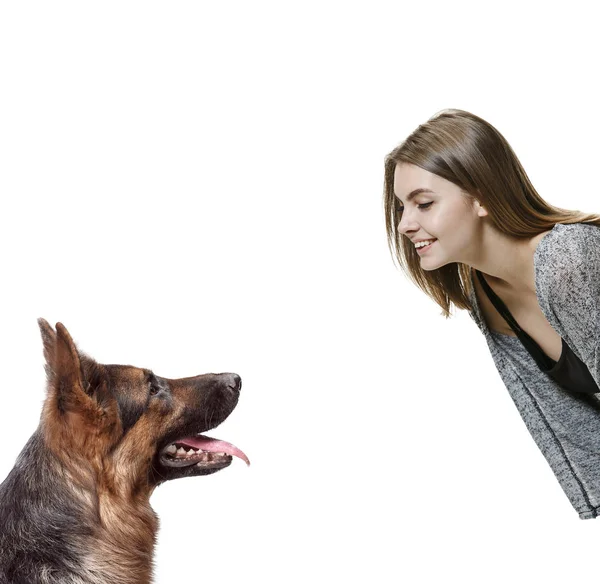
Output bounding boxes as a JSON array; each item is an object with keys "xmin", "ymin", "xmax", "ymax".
[{"xmin": 0, "ymin": 320, "xmax": 249, "ymax": 584}]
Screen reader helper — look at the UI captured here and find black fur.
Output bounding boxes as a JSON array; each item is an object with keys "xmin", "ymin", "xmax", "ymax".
[{"xmin": 0, "ymin": 432, "xmax": 93, "ymax": 583}]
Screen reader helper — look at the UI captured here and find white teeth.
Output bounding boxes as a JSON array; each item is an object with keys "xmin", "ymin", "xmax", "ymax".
[
  {"xmin": 415, "ymin": 239, "xmax": 435, "ymax": 249},
  {"xmin": 166, "ymin": 444, "xmax": 206, "ymax": 457}
]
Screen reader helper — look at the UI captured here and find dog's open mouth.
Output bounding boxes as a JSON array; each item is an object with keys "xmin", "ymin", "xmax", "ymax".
[{"xmin": 158, "ymin": 435, "xmax": 250, "ymax": 472}]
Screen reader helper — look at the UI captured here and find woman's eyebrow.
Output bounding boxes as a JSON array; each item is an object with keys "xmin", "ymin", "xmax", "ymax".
[{"xmin": 395, "ymin": 188, "xmax": 435, "ymax": 204}]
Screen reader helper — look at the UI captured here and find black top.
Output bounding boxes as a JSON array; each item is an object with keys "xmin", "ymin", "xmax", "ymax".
[{"xmin": 475, "ymin": 270, "xmax": 598, "ymax": 395}]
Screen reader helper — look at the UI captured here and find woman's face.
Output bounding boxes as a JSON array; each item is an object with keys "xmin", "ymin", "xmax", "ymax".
[{"xmin": 393, "ymin": 163, "xmax": 485, "ymax": 271}]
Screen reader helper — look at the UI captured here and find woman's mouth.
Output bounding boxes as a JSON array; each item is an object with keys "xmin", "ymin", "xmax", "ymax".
[{"xmin": 415, "ymin": 239, "xmax": 436, "ymax": 254}]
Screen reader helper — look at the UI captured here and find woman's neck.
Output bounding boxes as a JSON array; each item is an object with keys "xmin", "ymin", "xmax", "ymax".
[{"xmin": 466, "ymin": 227, "xmax": 552, "ymax": 295}]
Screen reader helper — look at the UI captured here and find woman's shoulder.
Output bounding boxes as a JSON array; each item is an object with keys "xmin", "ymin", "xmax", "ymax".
[
  {"xmin": 536, "ymin": 222, "xmax": 600, "ymax": 259},
  {"xmin": 535, "ymin": 222, "xmax": 600, "ymax": 301}
]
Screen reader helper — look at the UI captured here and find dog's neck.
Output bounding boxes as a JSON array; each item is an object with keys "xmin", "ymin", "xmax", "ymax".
[
  {"xmin": 1, "ymin": 431, "xmax": 159, "ymax": 584},
  {"xmin": 42, "ymin": 426, "xmax": 160, "ymax": 583},
  {"xmin": 84, "ymin": 495, "xmax": 159, "ymax": 584}
]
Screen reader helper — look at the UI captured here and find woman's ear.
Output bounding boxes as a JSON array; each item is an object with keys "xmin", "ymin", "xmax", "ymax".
[{"xmin": 475, "ymin": 200, "xmax": 488, "ymax": 217}]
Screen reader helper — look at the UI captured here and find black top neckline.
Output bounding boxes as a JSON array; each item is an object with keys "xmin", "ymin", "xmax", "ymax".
[
  {"xmin": 474, "ymin": 269, "xmax": 598, "ymax": 394},
  {"xmin": 475, "ymin": 269, "xmax": 558, "ymax": 370}
]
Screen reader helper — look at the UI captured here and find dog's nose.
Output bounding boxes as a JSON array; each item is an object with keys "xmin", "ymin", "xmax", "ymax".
[{"xmin": 222, "ymin": 373, "xmax": 242, "ymax": 392}]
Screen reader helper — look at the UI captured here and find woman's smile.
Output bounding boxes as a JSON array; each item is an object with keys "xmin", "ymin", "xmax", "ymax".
[{"xmin": 415, "ymin": 239, "xmax": 437, "ymax": 255}]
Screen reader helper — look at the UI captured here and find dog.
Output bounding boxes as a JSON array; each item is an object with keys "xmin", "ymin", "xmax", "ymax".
[{"xmin": 0, "ymin": 320, "xmax": 249, "ymax": 584}]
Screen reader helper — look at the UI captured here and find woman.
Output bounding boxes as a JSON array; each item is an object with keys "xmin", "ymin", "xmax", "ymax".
[{"xmin": 384, "ymin": 109, "xmax": 600, "ymax": 519}]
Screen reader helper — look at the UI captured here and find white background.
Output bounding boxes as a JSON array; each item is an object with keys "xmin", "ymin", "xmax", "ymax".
[{"xmin": 1, "ymin": 2, "xmax": 599, "ymax": 583}]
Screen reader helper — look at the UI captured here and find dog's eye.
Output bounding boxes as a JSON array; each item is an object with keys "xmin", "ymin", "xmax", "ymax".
[{"xmin": 149, "ymin": 383, "xmax": 161, "ymax": 397}]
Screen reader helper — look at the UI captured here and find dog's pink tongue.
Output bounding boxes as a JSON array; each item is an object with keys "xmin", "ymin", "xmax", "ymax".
[{"xmin": 181, "ymin": 436, "xmax": 250, "ymax": 466}]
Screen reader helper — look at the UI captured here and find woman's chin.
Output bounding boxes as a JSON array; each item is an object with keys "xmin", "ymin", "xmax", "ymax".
[{"xmin": 419, "ymin": 256, "xmax": 447, "ymax": 271}]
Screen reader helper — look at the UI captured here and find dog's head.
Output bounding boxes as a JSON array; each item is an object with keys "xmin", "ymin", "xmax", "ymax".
[{"xmin": 37, "ymin": 319, "xmax": 248, "ymax": 495}]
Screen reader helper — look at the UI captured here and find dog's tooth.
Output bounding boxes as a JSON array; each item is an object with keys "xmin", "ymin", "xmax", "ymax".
[
  {"xmin": 176, "ymin": 447, "xmax": 186, "ymax": 457},
  {"xmin": 166, "ymin": 445, "xmax": 177, "ymax": 455},
  {"xmin": 186, "ymin": 449, "xmax": 196, "ymax": 456}
]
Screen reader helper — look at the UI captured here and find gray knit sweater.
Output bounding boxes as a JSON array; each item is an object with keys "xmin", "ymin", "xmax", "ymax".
[{"xmin": 469, "ymin": 222, "xmax": 600, "ymax": 519}]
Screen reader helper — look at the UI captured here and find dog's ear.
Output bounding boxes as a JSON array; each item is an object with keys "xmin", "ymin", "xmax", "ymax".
[
  {"xmin": 38, "ymin": 318, "xmax": 57, "ymax": 372},
  {"xmin": 39, "ymin": 318, "xmax": 60, "ymax": 388},
  {"xmin": 54, "ymin": 323, "xmax": 87, "ymax": 409},
  {"xmin": 40, "ymin": 321, "xmax": 105, "ymax": 421}
]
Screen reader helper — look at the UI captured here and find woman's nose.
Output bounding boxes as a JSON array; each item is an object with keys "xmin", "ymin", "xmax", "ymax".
[{"xmin": 397, "ymin": 209, "xmax": 418, "ymax": 235}]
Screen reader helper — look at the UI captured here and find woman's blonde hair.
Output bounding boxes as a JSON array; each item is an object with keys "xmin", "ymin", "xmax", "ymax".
[{"xmin": 384, "ymin": 109, "xmax": 600, "ymax": 318}]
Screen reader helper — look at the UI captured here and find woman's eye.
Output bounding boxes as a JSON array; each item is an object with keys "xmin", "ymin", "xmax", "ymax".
[{"xmin": 417, "ymin": 202, "xmax": 433, "ymax": 210}]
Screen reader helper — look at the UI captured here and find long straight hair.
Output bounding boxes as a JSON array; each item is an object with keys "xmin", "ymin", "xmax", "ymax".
[{"xmin": 384, "ymin": 109, "xmax": 600, "ymax": 318}]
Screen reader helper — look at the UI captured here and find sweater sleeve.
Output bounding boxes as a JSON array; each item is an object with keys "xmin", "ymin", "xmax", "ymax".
[{"xmin": 537, "ymin": 224, "xmax": 600, "ymax": 387}]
